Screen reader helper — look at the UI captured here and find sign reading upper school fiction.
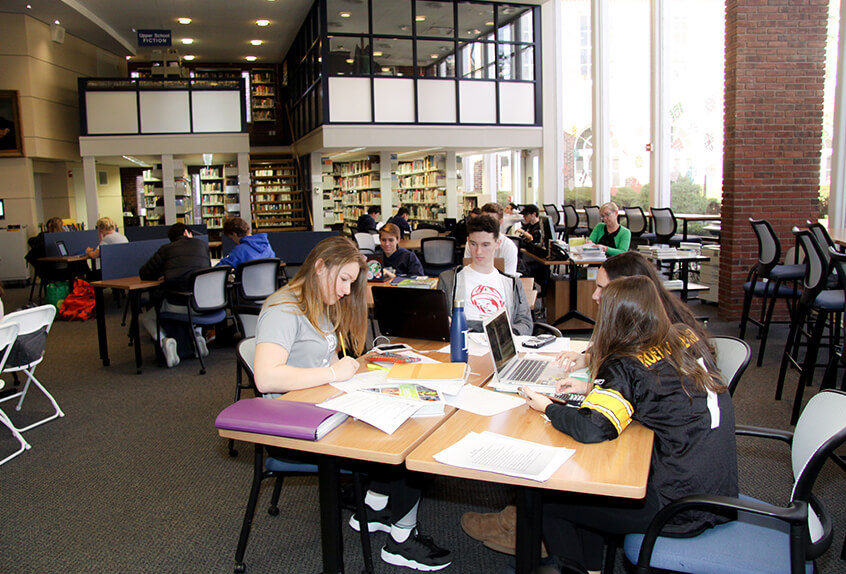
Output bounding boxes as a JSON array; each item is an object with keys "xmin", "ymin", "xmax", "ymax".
[{"xmin": 137, "ymin": 30, "xmax": 172, "ymax": 47}]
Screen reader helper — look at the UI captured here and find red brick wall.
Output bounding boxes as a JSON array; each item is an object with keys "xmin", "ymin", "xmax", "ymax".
[{"xmin": 719, "ymin": 0, "xmax": 828, "ymax": 320}]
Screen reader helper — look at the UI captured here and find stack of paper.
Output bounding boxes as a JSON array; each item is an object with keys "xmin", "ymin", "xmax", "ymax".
[
  {"xmin": 434, "ymin": 431, "xmax": 576, "ymax": 482},
  {"xmin": 387, "ymin": 362, "xmax": 469, "ymax": 395},
  {"xmin": 317, "ymin": 390, "xmax": 424, "ymax": 434},
  {"xmin": 360, "ymin": 383, "xmax": 446, "ymax": 416}
]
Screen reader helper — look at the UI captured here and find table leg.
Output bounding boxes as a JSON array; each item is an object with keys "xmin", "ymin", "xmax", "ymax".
[
  {"xmin": 94, "ymin": 287, "xmax": 110, "ymax": 366},
  {"xmin": 318, "ymin": 457, "xmax": 344, "ymax": 574},
  {"xmin": 680, "ymin": 261, "xmax": 690, "ymax": 302},
  {"xmin": 551, "ymin": 263, "xmax": 595, "ymax": 328},
  {"xmin": 129, "ymin": 291, "xmax": 143, "ymax": 374},
  {"xmin": 515, "ymin": 487, "xmax": 542, "ymax": 574},
  {"xmin": 683, "ymin": 219, "xmax": 689, "ymax": 241}
]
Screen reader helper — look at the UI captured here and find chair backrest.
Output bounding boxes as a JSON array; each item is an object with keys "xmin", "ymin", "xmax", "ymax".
[
  {"xmin": 0, "ymin": 304, "xmax": 56, "ymax": 337},
  {"xmin": 462, "ymin": 257, "xmax": 505, "ymax": 272},
  {"xmin": 236, "ymin": 258, "xmax": 281, "ymax": 301},
  {"xmin": 650, "ymin": 207, "xmax": 677, "ymax": 241},
  {"xmin": 190, "ymin": 266, "xmax": 232, "ymax": 312},
  {"xmin": 623, "ymin": 206, "xmax": 647, "ymax": 235},
  {"xmin": 542, "ymin": 204, "xmax": 560, "ymax": 226},
  {"xmin": 794, "ymin": 229, "xmax": 829, "ymax": 300},
  {"xmin": 749, "ymin": 218, "xmax": 781, "ymax": 274},
  {"xmin": 410, "ymin": 228, "xmax": 438, "ymax": 241},
  {"xmin": 710, "ymin": 336, "xmax": 751, "ymax": 396},
  {"xmin": 421, "ymin": 237, "xmax": 456, "ymax": 266},
  {"xmin": 354, "ymin": 232, "xmax": 377, "ymax": 252},
  {"xmin": 561, "ymin": 204, "xmax": 579, "ymax": 230},
  {"xmin": 807, "ymin": 221, "xmax": 836, "ymax": 265},
  {"xmin": 237, "ymin": 337, "xmax": 258, "ymax": 383},
  {"xmin": 790, "ymin": 389, "xmax": 846, "ymax": 550},
  {"xmin": 584, "ymin": 205, "xmax": 601, "ymax": 230},
  {"xmin": 0, "ymin": 322, "xmax": 20, "ymax": 376},
  {"xmin": 0, "ymin": 305, "xmax": 56, "ymax": 370}
]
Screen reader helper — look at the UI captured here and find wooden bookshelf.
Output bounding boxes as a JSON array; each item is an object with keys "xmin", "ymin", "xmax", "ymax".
[
  {"xmin": 141, "ymin": 161, "xmax": 193, "ymax": 227},
  {"xmin": 250, "ymin": 155, "xmax": 307, "ymax": 231},
  {"xmin": 394, "ymin": 154, "xmax": 446, "ymax": 227},
  {"xmin": 250, "ymin": 68, "xmax": 277, "ymax": 123},
  {"xmin": 337, "ymin": 156, "xmax": 381, "ymax": 234}
]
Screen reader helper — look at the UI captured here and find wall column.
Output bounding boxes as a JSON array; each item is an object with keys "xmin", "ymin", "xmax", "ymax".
[
  {"xmin": 237, "ymin": 152, "xmax": 251, "ymax": 230},
  {"xmin": 540, "ymin": 0, "xmax": 564, "ymax": 205},
  {"xmin": 82, "ymin": 155, "xmax": 98, "ymax": 228},
  {"xmin": 162, "ymin": 154, "xmax": 176, "ymax": 225},
  {"xmin": 379, "ymin": 151, "xmax": 393, "ymax": 222},
  {"xmin": 592, "ymin": 0, "xmax": 611, "ymax": 205},
  {"xmin": 828, "ymin": 0, "xmax": 846, "ymax": 229},
  {"xmin": 649, "ymin": 0, "xmax": 670, "ymax": 208},
  {"xmin": 310, "ymin": 151, "xmax": 325, "ymax": 231},
  {"xmin": 446, "ymin": 151, "xmax": 458, "ymax": 219}
]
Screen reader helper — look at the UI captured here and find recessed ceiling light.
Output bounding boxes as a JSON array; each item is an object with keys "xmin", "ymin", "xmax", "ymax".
[
  {"xmin": 178, "ymin": 17, "xmax": 192, "ymax": 25},
  {"xmin": 26, "ymin": 4, "xmax": 31, "ymax": 8},
  {"xmin": 381, "ymin": 67, "xmax": 390, "ymax": 72},
  {"xmin": 256, "ymin": 19, "xmax": 270, "ymax": 26},
  {"xmin": 340, "ymin": 11, "xmax": 351, "ymax": 18},
  {"xmin": 250, "ymin": 39, "xmax": 263, "ymax": 46},
  {"xmin": 181, "ymin": 38, "xmax": 194, "ymax": 45},
  {"xmin": 485, "ymin": 21, "xmax": 494, "ymax": 26},
  {"xmin": 373, "ymin": 51, "xmax": 383, "ymax": 57},
  {"xmin": 345, "ymin": 58, "xmax": 354, "ymax": 64},
  {"xmin": 337, "ymin": 45, "xmax": 345, "ymax": 50},
  {"xmin": 245, "ymin": 56, "xmax": 257, "ymax": 62},
  {"xmin": 397, "ymin": 72, "xmax": 403, "ymax": 77},
  {"xmin": 472, "ymin": 29, "xmax": 480, "ymax": 35},
  {"xmin": 430, "ymin": 54, "xmax": 438, "ymax": 59},
  {"xmin": 183, "ymin": 55, "xmax": 195, "ymax": 61},
  {"xmin": 318, "ymin": 57, "xmax": 322, "ymax": 63},
  {"xmin": 415, "ymin": 15, "xmax": 426, "ymax": 22},
  {"xmin": 54, "ymin": 19, "xmax": 60, "ymax": 25},
  {"xmin": 126, "ymin": 56, "xmax": 131, "ymax": 60}
]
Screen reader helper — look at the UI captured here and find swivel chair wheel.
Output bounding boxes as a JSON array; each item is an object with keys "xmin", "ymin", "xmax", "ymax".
[
  {"xmin": 267, "ymin": 505, "xmax": 279, "ymax": 516},
  {"xmin": 234, "ymin": 563, "xmax": 245, "ymax": 573},
  {"xmin": 228, "ymin": 448, "xmax": 238, "ymax": 458}
]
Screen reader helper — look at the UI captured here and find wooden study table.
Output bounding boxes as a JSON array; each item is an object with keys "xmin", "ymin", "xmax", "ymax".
[
  {"xmin": 642, "ymin": 252, "xmax": 710, "ymax": 301},
  {"xmin": 38, "ymin": 253, "xmax": 90, "ymax": 263},
  {"xmin": 90, "ymin": 276, "xmax": 163, "ymax": 374},
  {"xmin": 674, "ymin": 213, "xmax": 721, "ymax": 241},
  {"xmin": 522, "ymin": 249, "xmax": 602, "ymax": 330}
]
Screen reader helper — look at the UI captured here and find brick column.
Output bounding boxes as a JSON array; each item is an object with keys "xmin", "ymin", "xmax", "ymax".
[{"xmin": 720, "ymin": 0, "xmax": 828, "ymax": 320}]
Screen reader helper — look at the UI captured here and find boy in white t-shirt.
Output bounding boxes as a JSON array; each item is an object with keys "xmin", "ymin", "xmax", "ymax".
[
  {"xmin": 462, "ymin": 202, "xmax": 519, "ymax": 275},
  {"xmin": 438, "ymin": 214, "xmax": 532, "ymax": 335}
]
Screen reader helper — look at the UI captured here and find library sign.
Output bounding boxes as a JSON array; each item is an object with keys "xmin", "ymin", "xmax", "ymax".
[{"xmin": 137, "ymin": 30, "xmax": 172, "ymax": 47}]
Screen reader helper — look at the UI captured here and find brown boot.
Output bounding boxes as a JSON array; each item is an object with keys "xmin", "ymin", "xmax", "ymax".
[
  {"xmin": 482, "ymin": 529, "xmax": 548, "ymax": 558},
  {"xmin": 460, "ymin": 505, "xmax": 517, "ymax": 542}
]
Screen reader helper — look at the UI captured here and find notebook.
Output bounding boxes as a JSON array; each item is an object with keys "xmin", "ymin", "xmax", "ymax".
[
  {"xmin": 483, "ymin": 309, "xmax": 561, "ymax": 393},
  {"xmin": 214, "ymin": 398, "xmax": 348, "ymax": 441},
  {"xmin": 372, "ymin": 286, "xmax": 450, "ymax": 341},
  {"xmin": 387, "ymin": 361, "xmax": 469, "ymax": 396}
]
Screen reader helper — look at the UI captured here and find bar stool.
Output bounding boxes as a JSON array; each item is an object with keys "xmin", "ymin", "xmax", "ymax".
[{"xmin": 776, "ymin": 229, "xmax": 844, "ymax": 424}]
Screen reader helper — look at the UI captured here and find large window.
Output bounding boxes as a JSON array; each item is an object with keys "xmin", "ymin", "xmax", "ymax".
[{"xmin": 820, "ymin": 0, "xmax": 841, "ymax": 221}]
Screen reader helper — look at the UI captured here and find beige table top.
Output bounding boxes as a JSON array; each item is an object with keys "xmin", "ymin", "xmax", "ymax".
[
  {"xmin": 90, "ymin": 276, "xmax": 164, "ymax": 291},
  {"xmin": 39, "ymin": 254, "xmax": 90, "ymax": 263}
]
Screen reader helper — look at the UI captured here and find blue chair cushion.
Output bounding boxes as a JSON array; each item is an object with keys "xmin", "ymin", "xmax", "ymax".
[
  {"xmin": 769, "ymin": 264, "xmax": 806, "ymax": 280},
  {"xmin": 160, "ymin": 309, "xmax": 227, "ymax": 325},
  {"xmin": 264, "ymin": 457, "xmax": 353, "ymax": 475},
  {"xmin": 623, "ymin": 495, "xmax": 813, "ymax": 574},
  {"xmin": 813, "ymin": 289, "xmax": 845, "ymax": 310},
  {"xmin": 743, "ymin": 281, "xmax": 801, "ymax": 298}
]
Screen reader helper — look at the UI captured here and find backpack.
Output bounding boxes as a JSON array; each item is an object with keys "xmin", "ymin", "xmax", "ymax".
[{"xmin": 59, "ymin": 279, "xmax": 96, "ymax": 321}]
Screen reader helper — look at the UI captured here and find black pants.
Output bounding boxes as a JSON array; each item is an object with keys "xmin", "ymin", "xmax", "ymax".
[
  {"xmin": 543, "ymin": 486, "xmax": 661, "ymax": 572},
  {"xmin": 368, "ymin": 466, "xmax": 425, "ymax": 525}
]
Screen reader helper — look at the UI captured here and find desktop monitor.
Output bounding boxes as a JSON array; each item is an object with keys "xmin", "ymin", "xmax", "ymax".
[
  {"xmin": 0, "ymin": 198, "xmax": 4, "ymax": 220},
  {"xmin": 539, "ymin": 215, "xmax": 555, "ymax": 253}
]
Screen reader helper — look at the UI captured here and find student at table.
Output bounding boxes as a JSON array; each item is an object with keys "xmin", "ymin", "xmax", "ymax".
[
  {"xmin": 357, "ymin": 205, "xmax": 381, "ymax": 234},
  {"xmin": 216, "ymin": 216, "xmax": 275, "ymax": 269},
  {"xmin": 85, "ymin": 217, "xmax": 128, "ymax": 260},
  {"xmin": 440, "ymin": 214, "xmax": 532, "ymax": 336},
  {"xmin": 502, "ymin": 202, "xmax": 523, "ymax": 235},
  {"xmin": 585, "ymin": 201, "xmax": 631, "ymax": 256},
  {"xmin": 253, "ymin": 236, "xmax": 452, "ymax": 572},
  {"xmin": 387, "ymin": 206, "xmax": 412, "ymax": 238},
  {"xmin": 378, "ymin": 223, "xmax": 423, "ymax": 279},
  {"xmin": 513, "ymin": 204, "xmax": 542, "ymax": 244},
  {"xmin": 462, "ymin": 203, "xmax": 519, "ymax": 275},
  {"xmin": 522, "ymin": 276, "xmax": 737, "ymax": 574}
]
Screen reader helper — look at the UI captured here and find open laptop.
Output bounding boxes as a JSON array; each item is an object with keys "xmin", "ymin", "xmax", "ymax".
[
  {"xmin": 56, "ymin": 240, "xmax": 69, "ymax": 256},
  {"xmin": 484, "ymin": 309, "xmax": 561, "ymax": 393},
  {"xmin": 372, "ymin": 287, "xmax": 451, "ymax": 341}
]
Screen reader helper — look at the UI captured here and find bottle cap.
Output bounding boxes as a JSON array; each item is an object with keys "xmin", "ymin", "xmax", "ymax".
[{"xmin": 454, "ymin": 299, "xmax": 464, "ymax": 307}]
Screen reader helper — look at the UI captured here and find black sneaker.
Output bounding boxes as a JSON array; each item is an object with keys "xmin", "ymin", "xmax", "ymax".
[
  {"xmin": 348, "ymin": 505, "xmax": 392, "ymax": 533},
  {"xmin": 381, "ymin": 529, "xmax": 452, "ymax": 571}
]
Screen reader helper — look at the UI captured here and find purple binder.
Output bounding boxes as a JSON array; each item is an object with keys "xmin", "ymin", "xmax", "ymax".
[{"xmin": 215, "ymin": 398, "xmax": 347, "ymax": 441}]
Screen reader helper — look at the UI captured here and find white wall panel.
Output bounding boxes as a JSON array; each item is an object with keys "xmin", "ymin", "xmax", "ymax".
[
  {"xmin": 498, "ymin": 82, "xmax": 535, "ymax": 125},
  {"xmin": 328, "ymin": 77, "xmax": 371, "ymax": 122},
  {"xmin": 192, "ymin": 91, "xmax": 242, "ymax": 132},
  {"xmin": 139, "ymin": 91, "xmax": 190, "ymax": 133},
  {"xmin": 459, "ymin": 81, "xmax": 496, "ymax": 124},
  {"xmin": 417, "ymin": 80, "xmax": 456, "ymax": 123},
  {"xmin": 374, "ymin": 78, "xmax": 415, "ymax": 123},
  {"xmin": 85, "ymin": 91, "xmax": 138, "ymax": 134}
]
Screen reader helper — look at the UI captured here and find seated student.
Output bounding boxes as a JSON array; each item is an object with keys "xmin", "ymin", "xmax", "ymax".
[
  {"xmin": 254, "ymin": 236, "xmax": 452, "ymax": 572},
  {"xmin": 449, "ymin": 207, "xmax": 480, "ymax": 247},
  {"xmin": 357, "ymin": 205, "xmax": 381, "ymax": 233},
  {"xmin": 501, "ymin": 202, "xmax": 523, "ymax": 235},
  {"xmin": 138, "ymin": 223, "xmax": 211, "ymax": 368},
  {"xmin": 462, "ymin": 203, "xmax": 519, "ymax": 276},
  {"xmin": 217, "ymin": 216, "xmax": 275, "ymax": 268},
  {"xmin": 522, "ymin": 276, "xmax": 736, "ymax": 574},
  {"xmin": 85, "ymin": 217, "xmax": 128, "ymax": 260},
  {"xmin": 378, "ymin": 223, "xmax": 423, "ymax": 278},
  {"xmin": 439, "ymin": 214, "xmax": 532, "ymax": 336},
  {"xmin": 387, "ymin": 206, "xmax": 412, "ymax": 238},
  {"xmin": 586, "ymin": 201, "xmax": 631, "ymax": 256},
  {"xmin": 513, "ymin": 204, "xmax": 542, "ymax": 244}
]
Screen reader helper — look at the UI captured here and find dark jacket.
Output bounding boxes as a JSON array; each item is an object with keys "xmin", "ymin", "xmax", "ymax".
[
  {"xmin": 217, "ymin": 233, "xmax": 276, "ymax": 269},
  {"xmin": 382, "ymin": 247, "xmax": 424, "ymax": 276},
  {"xmin": 357, "ymin": 214, "xmax": 378, "ymax": 233},
  {"xmin": 387, "ymin": 214, "xmax": 412, "ymax": 237},
  {"xmin": 139, "ymin": 236, "xmax": 210, "ymax": 291}
]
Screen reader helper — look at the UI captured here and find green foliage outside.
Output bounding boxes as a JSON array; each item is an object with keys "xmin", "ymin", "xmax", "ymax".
[{"xmin": 820, "ymin": 184, "xmax": 829, "ymax": 219}]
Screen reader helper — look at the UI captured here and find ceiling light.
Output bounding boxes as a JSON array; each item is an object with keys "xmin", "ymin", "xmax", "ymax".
[
  {"xmin": 183, "ymin": 55, "xmax": 195, "ymax": 61},
  {"xmin": 126, "ymin": 56, "xmax": 131, "ymax": 60},
  {"xmin": 250, "ymin": 40, "xmax": 263, "ymax": 46},
  {"xmin": 26, "ymin": 4, "xmax": 31, "ymax": 8},
  {"xmin": 399, "ymin": 25, "xmax": 409, "ymax": 31},
  {"xmin": 181, "ymin": 38, "xmax": 194, "ymax": 45},
  {"xmin": 337, "ymin": 45, "xmax": 345, "ymax": 50},
  {"xmin": 54, "ymin": 19, "xmax": 60, "ymax": 25},
  {"xmin": 122, "ymin": 155, "xmax": 150, "ymax": 168},
  {"xmin": 345, "ymin": 58, "xmax": 354, "ymax": 64},
  {"xmin": 472, "ymin": 29, "xmax": 480, "ymax": 35},
  {"xmin": 373, "ymin": 51, "xmax": 383, "ymax": 57},
  {"xmin": 203, "ymin": 153, "xmax": 213, "ymax": 166},
  {"xmin": 178, "ymin": 17, "xmax": 192, "ymax": 25},
  {"xmin": 256, "ymin": 19, "xmax": 270, "ymax": 26},
  {"xmin": 415, "ymin": 15, "xmax": 426, "ymax": 22},
  {"xmin": 430, "ymin": 54, "xmax": 438, "ymax": 59},
  {"xmin": 485, "ymin": 21, "xmax": 494, "ymax": 26},
  {"xmin": 245, "ymin": 56, "xmax": 257, "ymax": 62},
  {"xmin": 381, "ymin": 67, "xmax": 390, "ymax": 72},
  {"xmin": 340, "ymin": 12, "xmax": 351, "ymax": 18},
  {"xmin": 318, "ymin": 57, "xmax": 322, "ymax": 63}
]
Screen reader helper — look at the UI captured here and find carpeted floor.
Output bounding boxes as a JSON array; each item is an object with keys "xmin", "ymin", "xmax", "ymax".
[{"xmin": 0, "ymin": 284, "xmax": 843, "ymax": 574}]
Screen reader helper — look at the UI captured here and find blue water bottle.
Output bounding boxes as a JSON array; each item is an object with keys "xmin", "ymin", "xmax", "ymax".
[{"xmin": 450, "ymin": 299, "xmax": 468, "ymax": 363}]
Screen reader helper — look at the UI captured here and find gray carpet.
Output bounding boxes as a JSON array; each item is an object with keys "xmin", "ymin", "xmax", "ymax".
[{"xmin": 0, "ymin": 285, "xmax": 843, "ymax": 574}]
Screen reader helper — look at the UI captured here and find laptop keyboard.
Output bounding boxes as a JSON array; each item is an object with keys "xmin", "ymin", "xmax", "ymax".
[{"xmin": 507, "ymin": 359, "xmax": 547, "ymax": 382}]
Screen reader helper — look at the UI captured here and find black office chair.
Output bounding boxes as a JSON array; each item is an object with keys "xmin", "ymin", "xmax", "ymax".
[
  {"xmin": 711, "ymin": 336, "xmax": 752, "ymax": 396},
  {"xmin": 584, "ymin": 205, "xmax": 601, "ymax": 231},
  {"xmin": 623, "ymin": 206, "xmax": 650, "ymax": 245},
  {"xmin": 231, "ymin": 258, "xmax": 283, "ymax": 337},
  {"xmin": 542, "ymin": 204, "xmax": 567, "ymax": 239},
  {"xmin": 819, "ymin": 246, "xmax": 846, "ymax": 393},
  {"xmin": 561, "ymin": 204, "xmax": 589, "ymax": 238},
  {"xmin": 420, "ymin": 236, "xmax": 457, "ymax": 276}
]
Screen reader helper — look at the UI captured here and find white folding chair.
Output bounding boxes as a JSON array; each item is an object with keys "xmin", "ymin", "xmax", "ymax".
[
  {"xmin": 0, "ymin": 322, "xmax": 30, "ymax": 465},
  {"xmin": 410, "ymin": 228, "xmax": 438, "ymax": 241},
  {"xmin": 0, "ymin": 305, "xmax": 65, "ymax": 433},
  {"xmin": 354, "ymin": 232, "xmax": 377, "ymax": 255}
]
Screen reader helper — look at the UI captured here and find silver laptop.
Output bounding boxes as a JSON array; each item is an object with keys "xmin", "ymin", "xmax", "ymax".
[{"xmin": 483, "ymin": 309, "xmax": 560, "ymax": 393}]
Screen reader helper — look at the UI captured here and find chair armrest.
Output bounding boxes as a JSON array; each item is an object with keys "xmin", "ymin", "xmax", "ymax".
[
  {"xmin": 735, "ymin": 424, "xmax": 794, "ymax": 445},
  {"xmin": 532, "ymin": 322, "xmax": 562, "ymax": 337},
  {"xmin": 635, "ymin": 495, "xmax": 808, "ymax": 574},
  {"xmin": 160, "ymin": 290, "xmax": 192, "ymax": 306}
]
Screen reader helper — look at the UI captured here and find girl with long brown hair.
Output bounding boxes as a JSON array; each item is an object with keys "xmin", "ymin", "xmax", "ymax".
[{"xmin": 522, "ymin": 276, "xmax": 737, "ymax": 574}]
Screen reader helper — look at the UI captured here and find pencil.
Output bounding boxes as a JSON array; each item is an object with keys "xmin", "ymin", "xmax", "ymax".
[{"xmin": 339, "ymin": 335, "xmax": 346, "ymax": 358}]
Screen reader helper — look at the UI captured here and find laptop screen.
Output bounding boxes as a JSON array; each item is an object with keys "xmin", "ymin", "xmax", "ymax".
[
  {"xmin": 56, "ymin": 241, "xmax": 68, "ymax": 256},
  {"xmin": 484, "ymin": 310, "xmax": 517, "ymax": 373}
]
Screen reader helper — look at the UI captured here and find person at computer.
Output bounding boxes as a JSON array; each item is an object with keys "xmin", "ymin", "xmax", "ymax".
[
  {"xmin": 439, "ymin": 214, "xmax": 532, "ymax": 336},
  {"xmin": 386, "ymin": 206, "xmax": 412, "ymax": 238},
  {"xmin": 378, "ymin": 223, "xmax": 423, "ymax": 278},
  {"xmin": 502, "ymin": 202, "xmax": 523, "ymax": 235},
  {"xmin": 521, "ymin": 276, "xmax": 736, "ymax": 574},
  {"xmin": 462, "ymin": 202, "xmax": 519, "ymax": 276},
  {"xmin": 513, "ymin": 204, "xmax": 542, "ymax": 244},
  {"xmin": 216, "ymin": 216, "xmax": 275, "ymax": 268},
  {"xmin": 584, "ymin": 201, "xmax": 631, "ymax": 256},
  {"xmin": 85, "ymin": 217, "xmax": 128, "ymax": 259},
  {"xmin": 253, "ymin": 236, "xmax": 452, "ymax": 572},
  {"xmin": 357, "ymin": 205, "xmax": 381, "ymax": 233}
]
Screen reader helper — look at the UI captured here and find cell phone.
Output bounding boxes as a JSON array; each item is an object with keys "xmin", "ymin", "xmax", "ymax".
[
  {"xmin": 549, "ymin": 393, "xmax": 585, "ymax": 408},
  {"xmin": 375, "ymin": 343, "xmax": 411, "ymax": 352},
  {"xmin": 523, "ymin": 334, "xmax": 556, "ymax": 349}
]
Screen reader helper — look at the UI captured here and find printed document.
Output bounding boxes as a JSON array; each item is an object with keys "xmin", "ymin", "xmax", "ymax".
[
  {"xmin": 317, "ymin": 390, "xmax": 423, "ymax": 434},
  {"xmin": 442, "ymin": 385, "xmax": 525, "ymax": 416}
]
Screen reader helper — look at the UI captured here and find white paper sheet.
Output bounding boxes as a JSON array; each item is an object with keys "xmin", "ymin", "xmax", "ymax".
[
  {"xmin": 330, "ymin": 370, "xmax": 388, "ymax": 392},
  {"xmin": 433, "ymin": 431, "xmax": 575, "ymax": 482},
  {"xmin": 442, "ymin": 385, "xmax": 525, "ymax": 416},
  {"xmin": 439, "ymin": 334, "xmax": 571, "ymax": 355},
  {"xmin": 435, "ymin": 335, "xmax": 489, "ymax": 357},
  {"xmin": 317, "ymin": 390, "xmax": 423, "ymax": 434}
]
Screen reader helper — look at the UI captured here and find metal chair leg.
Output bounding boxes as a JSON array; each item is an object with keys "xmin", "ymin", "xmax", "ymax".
[
  {"xmin": 791, "ymin": 311, "xmax": 827, "ymax": 425},
  {"xmin": 268, "ymin": 475, "xmax": 284, "ymax": 516},
  {"xmin": 234, "ymin": 444, "xmax": 265, "ymax": 574},
  {"xmin": 777, "ymin": 304, "xmax": 806, "ymax": 401}
]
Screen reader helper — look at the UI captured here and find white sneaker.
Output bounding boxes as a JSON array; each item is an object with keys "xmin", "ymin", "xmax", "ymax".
[
  {"xmin": 195, "ymin": 335, "xmax": 209, "ymax": 358},
  {"xmin": 162, "ymin": 337, "xmax": 180, "ymax": 368}
]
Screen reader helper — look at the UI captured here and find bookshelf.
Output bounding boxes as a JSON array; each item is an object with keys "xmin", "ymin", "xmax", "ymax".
[
  {"xmin": 321, "ymin": 160, "xmax": 344, "ymax": 227},
  {"xmin": 141, "ymin": 161, "xmax": 193, "ymax": 226},
  {"xmin": 250, "ymin": 68, "xmax": 276, "ymax": 123},
  {"xmin": 394, "ymin": 154, "xmax": 446, "ymax": 227},
  {"xmin": 198, "ymin": 166, "xmax": 228, "ymax": 231},
  {"xmin": 336, "ymin": 156, "xmax": 381, "ymax": 234},
  {"xmin": 250, "ymin": 156, "xmax": 307, "ymax": 231}
]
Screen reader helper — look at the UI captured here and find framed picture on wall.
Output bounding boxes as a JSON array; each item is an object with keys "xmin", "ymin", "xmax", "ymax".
[{"xmin": 0, "ymin": 90, "xmax": 24, "ymax": 157}]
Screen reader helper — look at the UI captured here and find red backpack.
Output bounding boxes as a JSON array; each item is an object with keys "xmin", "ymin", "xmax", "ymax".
[{"xmin": 59, "ymin": 278, "xmax": 96, "ymax": 321}]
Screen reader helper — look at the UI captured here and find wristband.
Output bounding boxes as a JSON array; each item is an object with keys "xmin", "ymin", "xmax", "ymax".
[{"xmin": 328, "ymin": 365, "xmax": 336, "ymax": 382}]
